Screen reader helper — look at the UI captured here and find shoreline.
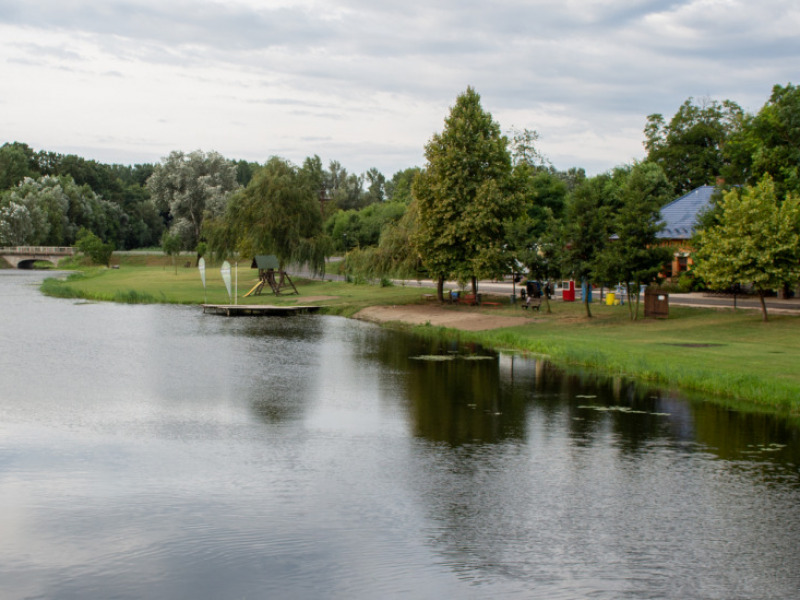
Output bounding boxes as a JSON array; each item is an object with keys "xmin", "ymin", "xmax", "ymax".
[
  {"xmin": 34, "ymin": 266, "xmax": 800, "ymax": 417},
  {"xmin": 353, "ymin": 304, "xmax": 531, "ymax": 331}
]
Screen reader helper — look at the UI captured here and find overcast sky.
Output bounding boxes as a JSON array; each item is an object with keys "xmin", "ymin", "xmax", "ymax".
[{"xmin": 1, "ymin": 0, "xmax": 797, "ymax": 177}]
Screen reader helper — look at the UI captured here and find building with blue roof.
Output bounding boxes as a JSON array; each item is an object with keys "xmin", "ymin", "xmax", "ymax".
[{"xmin": 657, "ymin": 185, "xmax": 717, "ymax": 278}]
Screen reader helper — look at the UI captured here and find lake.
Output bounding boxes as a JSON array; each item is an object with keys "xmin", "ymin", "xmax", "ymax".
[{"xmin": 1, "ymin": 270, "xmax": 798, "ymax": 599}]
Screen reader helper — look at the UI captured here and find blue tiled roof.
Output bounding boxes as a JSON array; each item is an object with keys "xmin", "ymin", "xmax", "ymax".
[{"xmin": 657, "ymin": 185, "xmax": 716, "ymax": 240}]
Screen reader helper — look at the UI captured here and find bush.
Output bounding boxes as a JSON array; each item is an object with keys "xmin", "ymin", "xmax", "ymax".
[
  {"xmin": 75, "ymin": 228, "xmax": 114, "ymax": 267},
  {"xmin": 677, "ymin": 270, "xmax": 705, "ymax": 293}
]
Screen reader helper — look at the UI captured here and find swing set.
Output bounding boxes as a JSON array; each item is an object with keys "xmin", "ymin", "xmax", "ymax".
[{"xmin": 244, "ymin": 255, "xmax": 299, "ymax": 297}]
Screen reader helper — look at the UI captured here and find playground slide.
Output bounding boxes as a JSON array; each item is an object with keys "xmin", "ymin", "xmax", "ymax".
[{"xmin": 243, "ymin": 282, "xmax": 262, "ymax": 298}]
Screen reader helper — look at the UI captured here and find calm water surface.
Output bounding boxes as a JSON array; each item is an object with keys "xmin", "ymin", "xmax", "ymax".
[{"xmin": 1, "ymin": 271, "xmax": 799, "ymax": 599}]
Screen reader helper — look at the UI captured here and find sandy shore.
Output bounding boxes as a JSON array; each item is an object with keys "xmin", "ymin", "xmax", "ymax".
[{"xmin": 354, "ymin": 304, "xmax": 530, "ymax": 331}]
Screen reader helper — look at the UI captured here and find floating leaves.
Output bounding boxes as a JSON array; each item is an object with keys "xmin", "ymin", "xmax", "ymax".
[
  {"xmin": 410, "ymin": 355, "xmax": 495, "ymax": 362},
  {"xmin": 747, "ymin": 443, "xmax": 787, "ymax": 453},
  {"xmin": 578, "ymin": 404, "xmax": 671, "ymax": 417}
]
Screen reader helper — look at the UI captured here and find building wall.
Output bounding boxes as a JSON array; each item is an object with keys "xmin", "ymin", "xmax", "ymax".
[{"xmin": 659, "ymin": 240, "xmax": 694, "ymax": 279}]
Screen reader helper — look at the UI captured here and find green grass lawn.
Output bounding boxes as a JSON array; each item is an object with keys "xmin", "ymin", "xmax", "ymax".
[
  {"xmin": 42, "ymin": 255, "xmax": 800, "ymax": 415},
  {"xmin": 42, "ymin": 256, "xmax": 429, "ymax": 310}
]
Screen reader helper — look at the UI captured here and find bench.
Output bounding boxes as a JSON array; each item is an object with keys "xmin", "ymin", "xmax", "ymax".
[
  {"xmin": 450, "ymin": 292, "xmax": 503, "ymax": 307},
  {"xmin": 458, "ymin": 293, "xmax": 478, "ymax": 305},
  {"xmin": 522, "ymin": 296, "xmax": 541, "ymax": 311},
  {"xmin": 480, "ymin": 295, "xmax": 502, "ymax": 307}
]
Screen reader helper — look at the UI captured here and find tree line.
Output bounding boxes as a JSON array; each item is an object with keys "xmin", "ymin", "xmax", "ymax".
[
  {"xmin": 2, "ymin": 82, "xmax": 798, "ymax": 320},
  {"xmin": 0, "ymin": 143, "xmax": 416, "ymax": 254}
]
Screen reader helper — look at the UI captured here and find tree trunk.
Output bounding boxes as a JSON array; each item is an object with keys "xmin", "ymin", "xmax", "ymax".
[
  {"xmin": 436, "ymin": 275, "xmax": 445, "ymax": 303},
  {"xmin": 471, "ymin": 276, "xmax": 478, "ymax": 297},
  {"xmin": 626, "ymin": 283, "xmax": 634, "ymax": 320},
  {"xmin": 583, "ymin": 280, "xmax": 592, "ymax": 318},
  {"xmin": 758, "ymin": 290, "xmax": 769, "ymax": 322},
  {"xmin": 633, "ymin": 280, "xmax": 641, "ymax": 321},
  {"xmin": 543, "ymin": 279, "xmax": 551, "ymax": 314}
]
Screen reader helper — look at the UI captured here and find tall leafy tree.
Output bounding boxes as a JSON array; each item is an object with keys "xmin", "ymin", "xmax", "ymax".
[
  {"xmin": 0, "ymin": 177, "xmax": 61, "ymax": 245},
  {"xmin": 235, "ymin": 159, "xmax": 261, "ymax": 187},
  {"xmin": 325, "ymin": 201, "xmax": 406, "ymax": 250},
  {"xmin": 218, "ymin": 157, "xmax": 331, "ymax": 275},
  {"xmin": 598, "ymin": 163, "xmax": 672, "ymax": 319},
  {"xmin": 76, "ymin": 228, "xmax": 114, "ymax": 267},
  {"xmin": 644, "ymin": 98, "xmax": 744, "ymax": 195},
  {"xmin": 512, "ymin": 167, "xmax": 568, "ymax": 240},
  {"xmin": 726, "ymin": 83, "xmax": 800, "ymax": 197},
  {"xmin": 413, "ymin": 87, "xmax": 519, "ymax": 301},
  {"xmin": 385, "ymin": 168, "xmax": 421, "ymax": 204},
  {"xmin": 509, "ymin": 127, "xmax": 549, "ymax": 169},
  {"xmin": 514, "ymin": 209, "xmax": 564, "ymax": 314},
  {"xmin": 374, "ymin": 198, "xmax": 421, "ymax": 279},
  {"xmin": 0, "ymin": 175, "xmax": 122, "ymax": 246},
  {"xmin": 562, "ymin": 174, "xmax": 616, "ymax": 317},
  {"xmin": 0, "ymin": 142, "xmax": 38, "ymax": 190},
  {"xmin": 161, "ymin": 230, "xmax": 182, "ymax": 274},
  {"xmin": 364, "ymin": 167, "xmax": 386, "ymax": 204},
  {"xmin": 694, "ymin": 176, "xmax": 800, "ymax": 321},
  {"xmin": 147, "ymin": 150, "xmax": 239, "ymax": 250},
  {"xmin": 509, "ymin": 126, "xmax": 567, "ymax": 238},
  {"xmin": 324, "ymin": 160, "xmax": 366, "ymax": 211},
  {"xmin": 339, "ymin": 199, "xmax": 422, "ymax": 282}
]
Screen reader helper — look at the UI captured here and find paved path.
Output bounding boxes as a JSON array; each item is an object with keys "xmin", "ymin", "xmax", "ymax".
[
  {"xmin": 292, "ymin": 263, "xmax": 800, "ymax": 315},
  {"xmin": 666, "ymin": 292, "xmax": 800, "ymax": 314}
]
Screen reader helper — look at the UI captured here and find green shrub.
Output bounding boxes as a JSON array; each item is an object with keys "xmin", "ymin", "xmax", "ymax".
[
  {"xmin": 76, "ymin": 228, "xmax": 114, "ymax": 267},
  {"xmin": 678, "ymin": 270, "xmax": 705, "ymax": 292}
]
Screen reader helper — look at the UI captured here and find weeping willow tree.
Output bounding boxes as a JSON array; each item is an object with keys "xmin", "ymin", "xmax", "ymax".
[
  {"xmin": 344, "ymin": 198, "xmax": 422, "ymax": 282},
  {"xmin": 206, "ymin": 156, "xmax": 331, "ymax": 275}
]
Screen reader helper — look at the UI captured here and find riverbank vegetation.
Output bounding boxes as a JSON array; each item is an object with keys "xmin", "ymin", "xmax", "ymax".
[
  {"xmin": 40, "ymin": 254, "xmax": 800, "ymax": 416},
  {"xmin": 425, "ymin": 310, "xmax": 800, "ymax": 417}
]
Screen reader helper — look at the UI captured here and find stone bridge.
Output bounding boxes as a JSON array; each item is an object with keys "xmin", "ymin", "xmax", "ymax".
[{"xmin": 0, "ymin": 246, "xmax": 75, "ymax": 269}]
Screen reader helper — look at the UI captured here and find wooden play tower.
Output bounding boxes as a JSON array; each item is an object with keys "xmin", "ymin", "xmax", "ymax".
[{"xmin": 244, "ymin": 255, "xmax": 299, "ymax": 297}]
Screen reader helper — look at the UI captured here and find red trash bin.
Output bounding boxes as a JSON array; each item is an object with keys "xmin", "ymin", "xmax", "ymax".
[{"xmin": 562, "ymin": 280, "xmax": 575, "ymax": 302}]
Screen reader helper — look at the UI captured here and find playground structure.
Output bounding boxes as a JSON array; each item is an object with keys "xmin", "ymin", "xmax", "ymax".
[{"xmin": 244, "ymin": 255, "xmax": 299, "ymax": 297}]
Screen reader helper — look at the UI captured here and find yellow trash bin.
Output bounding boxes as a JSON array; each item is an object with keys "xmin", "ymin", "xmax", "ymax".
[{"xmin": 606, "ymin": 292, "xmax": 616, "ymax": 306}]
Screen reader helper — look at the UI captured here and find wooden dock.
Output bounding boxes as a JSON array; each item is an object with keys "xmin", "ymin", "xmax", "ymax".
[{"xmin": 202, "ymin": 304, "xmax": 321, "ymax": 317}]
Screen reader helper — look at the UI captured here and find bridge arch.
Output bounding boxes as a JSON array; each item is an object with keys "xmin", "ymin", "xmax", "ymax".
[
  {"xmin": 0, "ymin": 247, "xmax": 75, "ymax": 269},
  {"xmin": 16, "ymin": 257, "xmax": 59, "ymax": 269}
]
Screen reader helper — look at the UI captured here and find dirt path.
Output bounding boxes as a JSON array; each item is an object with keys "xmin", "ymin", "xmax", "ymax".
[{"xmin": 354, "ymin": 304, "xmax": 530, "ymax": 331}]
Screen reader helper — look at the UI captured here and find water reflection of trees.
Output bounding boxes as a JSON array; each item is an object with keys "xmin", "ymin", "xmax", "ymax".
[
  {"xmin": 404, "ymin": 353, "xmax": 800, "ymax": 590},
  {"xmin": 406, "ymin": 357, "xmax": 512, "ymax": 444},
  {"xmin": 355, "ymin": 328, "xmax": 527, "ymax": 445},
  {"xmin": 689, "ymin": 398, "xmax": 800, "ymax": 477},
  {"xmin": 509, "ymin": 355, "xmax": 800, "ymax": 478}
]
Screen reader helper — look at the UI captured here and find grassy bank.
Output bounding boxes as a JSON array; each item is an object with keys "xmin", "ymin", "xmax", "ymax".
[
  {"xmin": 406, "ymin": 309, "xmax": 800, "ymax": 416},
  {"xmin": 41, "ymin": 255, "xmax": 800, "ymax": 415},
  {"xmin": 41, "ymin": 254, "xmax": 428, "ymax": 309}
]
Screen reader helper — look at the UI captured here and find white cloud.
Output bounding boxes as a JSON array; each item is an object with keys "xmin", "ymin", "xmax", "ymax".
[{"xmin": 0, "ymin": 0, "xmax": 798, "ymax": 175}]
